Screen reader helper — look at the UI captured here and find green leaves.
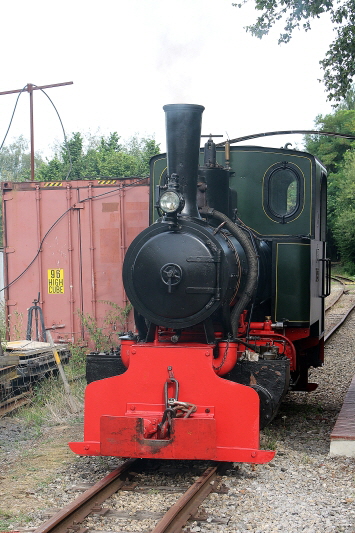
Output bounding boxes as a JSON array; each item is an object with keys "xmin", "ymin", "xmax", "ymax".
[
  {"xmin": 36, "ymin": 132, "xmax": 160, "ymax": 181},
  {"xmin": 0, "ymin": 132, "xmax": 160, "ymax": 182},
  {"xmin": 0, "ymin": 135, "xmax": 43, "ymax": 182},
  {"xmin": 234, "ymin": 0, "xmax": 355, "ymax": 101},
  {"xmin": 321, "ymin": 23, "xmax": 355, "ymax": 101},
  {"xmin": 304, "ymin": 102, "xmax": 355, "ymax": 267},
  {"xmin": 334, "ymin": 208, "xmax": 355, "ymax": 273},
  {"xmin": 304, "ymin": 109, "xmax": 355, "ymax": 173}
]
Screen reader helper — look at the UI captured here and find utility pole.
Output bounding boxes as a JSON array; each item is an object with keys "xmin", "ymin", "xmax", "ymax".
[{"xmin": 0, "ymin": 81, "xmax": 73, "ymax": 181}]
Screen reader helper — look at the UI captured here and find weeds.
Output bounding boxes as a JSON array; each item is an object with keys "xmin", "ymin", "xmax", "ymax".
[
  {"xmin": 78, "ymin": 301, "xmax": 131, "ymax": 352},
  {"xmin": 8, "ymin": 301, "xmax": 129, "ymax": 428},
  {"xmin": 16, "ymin": 373, "xmax": 85, "ymax": 429},
  {"xmin": 0, "ymin": 302, "xmax": 25, "ymax": 346},
  {"xmin": 79, "ymin": 312, "xmax": 112, "ymax": 352},
  {"xmin": 261, "ymin": 428, "xmax": 278, "ymax": 450},
  {"xmin": 0, "ymin": 509, "xmax": 13, "ymax": 530},
  {"xmin": 331, "ymin": 263, "xmax": 355, "ymax": 280},
  {"xmin": 301, "ymin": 453, "xmax": 313, "ymax": 464},
  {"xmin": 66, "ymin": 342, "xmax": 87, "ymax": 378},
  {"xmin": 0, "ymin": 302, "xmax": 7, "ymax": 352},
  {"xmin": 9, "ymin": 309, "xmax": 24, "ymax": 340},
  {"xmin": 0, "ymin": 510, "xmax": 32, "ymax": 530}
]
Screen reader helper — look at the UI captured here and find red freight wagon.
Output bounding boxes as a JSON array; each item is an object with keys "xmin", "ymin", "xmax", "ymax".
[{"xmin": 2, "ymin": 178, "xmax": 149, "ymax": 343}]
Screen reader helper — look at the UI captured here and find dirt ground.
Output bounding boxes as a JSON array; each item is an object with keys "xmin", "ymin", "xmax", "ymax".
[{"xmin": 0, "ymin": 420, "xmax": 83, "ymax": 516}]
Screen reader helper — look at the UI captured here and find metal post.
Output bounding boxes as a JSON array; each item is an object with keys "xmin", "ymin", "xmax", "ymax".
[
  {"xmin": 46, "ymin": 328, "xmax": 79, "ymax": 413},
  {"xmin": 0, "ymin": 81, "xmax": 73, "ymax": 180},
  {"xmin": 28, "ymin": 84, "xmax": 35, "ymax": 181}
]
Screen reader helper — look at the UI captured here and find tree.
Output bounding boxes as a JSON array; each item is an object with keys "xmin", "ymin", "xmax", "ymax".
[
  {"xmin": 333, "ymin": 209, "xmax": 355, "ymax": 273},
  {"xmin": 304, "ymin": 103, "xmax": 355, "ymax": 267},
  {"xmin": 304, "ymin": 110, "xmax": 355, "ymax": 173},
  {"xmin": 332, "ymin": 153, "xmax": 355, "ymax": 272},
  {"xmin": 335, "ymin": 84, "xmax": 355, "ymax": 111},
  {"xmin": 124, "ymin": 136, "xmax": 162, "ymax": 176},
  {"xmin": 0, "ymin": 136, "xmax": 43, "ymax": 182},
  {"xmin": 60, "ymin": 132, "xmax": 84, "ymax": 180},
  {"xmin": 0, "ymin": 136, "xmax": 44, "ymax": 245},
  {"xmin": 233, "ymin": 0, "xmax": 355, "ymax": 101},
  {"xmin": 36, "ymin": 132, "xmax": 160, "ymax": 181},
  {"xmin": 99, "ymin": 132, "xmax": 121, "ymax": 153}
]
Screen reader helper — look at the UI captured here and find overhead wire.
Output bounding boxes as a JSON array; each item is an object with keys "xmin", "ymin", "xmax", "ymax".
[
  {"xmin": 0, "ymin": 83, "xmax": 73, "ymax": 179},
  {"xmin": 31, "ymin": 84, "xmax": 73, "ymax": 179},
  {"xmin": 0, "ymin": 85, "xmax": 27, "ymax": 151},
  {"xmin": 0, "ymin": 82, "xmax": 151, "ymax": 296}
]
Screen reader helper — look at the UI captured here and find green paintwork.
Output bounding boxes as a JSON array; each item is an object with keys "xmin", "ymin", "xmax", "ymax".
[
  {"xmin": 274, "ymin": 242, "xmax": 310, "ymax": 323},
  {"xmin": 150, "ymin": 144, "xmax": 326, "ymax": 328},
  {"xmin": 150, "ymin": 146, "xmax": 319, "ymax": 237},
  {"xmin": 227, "ymin": 147, "xmax": 314, "ymax": 237}
]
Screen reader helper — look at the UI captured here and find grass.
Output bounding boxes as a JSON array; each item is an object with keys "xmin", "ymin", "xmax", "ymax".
[
  {"xmin": 7, "ymin": 302, "xmax": 125, "ymax": 429},
  {"xmin": 13, "ymin": 303, "xmax": 129, "ymax": 430},
  {"xmin": 16, "ymin": 375, "xmax": 85, "ymax": 429},
  {"xmin": 11, "ymin": 305, "xmax": 126, "ymax": 430},
  {"xmin": 300, "ymin": 453, "xmax": 313, "ymax": 464},
  {"xmin": 0, "ymin": 510, "xmax": 33, "ymax": 530},
  {"xmin": 331, "ymin": 263, "xmax": 355, "ymax": 280},
  {"xmin": 5, "ymin": 300, "xmax": 130, "ymax": 431},
  {"xmin": 261, "ymin": 428, "xmax": 278, "ymax": 450},
  {"xmin": 13, "ymin": 350, "xmax": 86, "ymax": 431},
  {"xmin": 0, "ymin": 509, "xmax": 13, "ymax": 530}
]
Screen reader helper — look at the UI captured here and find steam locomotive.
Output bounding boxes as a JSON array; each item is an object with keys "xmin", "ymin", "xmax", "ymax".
[{"xmin": 70, "ymin": 104, "xmax": 328, "ymax": 463}]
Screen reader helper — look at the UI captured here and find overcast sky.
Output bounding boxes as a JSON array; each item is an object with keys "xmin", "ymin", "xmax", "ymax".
[{"xmin": 0, "ymin": 0, "xmax": 335, "ymax": 158}]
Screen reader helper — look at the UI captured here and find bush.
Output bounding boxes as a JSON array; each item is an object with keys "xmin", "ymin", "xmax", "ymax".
[{"xmin": 333, "ymin": 208, "xmax": 355, "ymax": 271}]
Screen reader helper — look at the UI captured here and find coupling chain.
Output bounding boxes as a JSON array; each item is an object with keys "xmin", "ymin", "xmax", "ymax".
[
  {"xmin": 157, "ymin": 367, "xmax": 197, "ymax": 438},
  {"xmin": 168, "ymin": 399, "xmax": 197, "ymax": 419}
]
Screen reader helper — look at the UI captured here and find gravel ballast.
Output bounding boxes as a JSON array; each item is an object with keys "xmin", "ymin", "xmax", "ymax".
[{"xmin": 1, "ymin": 294, "xmax": 355, "ymax": 532}]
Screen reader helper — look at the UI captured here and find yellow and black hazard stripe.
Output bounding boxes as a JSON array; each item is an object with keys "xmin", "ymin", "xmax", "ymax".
[
  {"xmin": 97, "ymin": 179, "xmax": 117, "ymax": 185},
  {"xmin": 42, "ymin": 182, "xmax": 63, "ymax": 187}
]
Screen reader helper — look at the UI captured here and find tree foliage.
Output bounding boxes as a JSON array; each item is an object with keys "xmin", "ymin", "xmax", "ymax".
[
  {"xmin": 36, "ymin": 132, "xmax": 160, "ymax": 182},
  {"xmin": 233, "ymin": 0, "xmax": 355, "ymax": 101},
  {"xmin": 334, "ymin": 207, "xmax": 355, "ymax": 273},
  {"xmin": 304, "ymin": 100, "xmax": 355, "ymax": 270},
  {"xmin": 304, "ymin": 110, "xmax": 355, "ymax": 173},
  {"xmin": 0, "ymin": 136, "xmax": 43, "ymax": 182},
  {"xmin": 0, "ymin": 133, "xmax": 160, "ymax": 183}
]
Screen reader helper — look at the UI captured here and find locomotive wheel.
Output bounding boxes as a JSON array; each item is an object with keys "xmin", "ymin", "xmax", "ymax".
[{"xmin": 251, "ymin": 384, "xmax": 275, "ymax": 429}]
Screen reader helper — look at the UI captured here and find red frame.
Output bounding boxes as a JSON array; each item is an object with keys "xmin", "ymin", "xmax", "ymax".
[{"xmin": 70, "ymin": 340, "xmax": 275, "ymax": 463}]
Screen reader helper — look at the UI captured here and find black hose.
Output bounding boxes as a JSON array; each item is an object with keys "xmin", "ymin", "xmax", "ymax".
[{"xmin": 199, "ymin": 207, "xmax": 258, "ymax": 338}]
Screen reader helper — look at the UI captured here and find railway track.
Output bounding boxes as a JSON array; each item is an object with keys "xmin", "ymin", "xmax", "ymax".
[
  {"xmin": 330, "ymin": 274, "xmax": 355, "ymax": 284},
  {"xmin": 33, "ymin": 459, "xmax": 229, "ymax": 533},
  {"xmin": 5, "ymin": 280, "xmax": 355, "ymax": 533},
  {"xmin": 325, "ymin": 276, "xmax": 355, "ymax": 341}
]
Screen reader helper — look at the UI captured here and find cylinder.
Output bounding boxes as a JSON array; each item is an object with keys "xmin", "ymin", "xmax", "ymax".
[{"xmin": 163, "ymin": 104, "xmax": 205, "ymax": 218}]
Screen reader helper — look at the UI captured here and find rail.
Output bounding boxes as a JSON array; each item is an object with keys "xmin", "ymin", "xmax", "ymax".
[
  {"xmin": 34, "ymin": 459, "xmax": 137, "ymax": 533},
  {"xmin": 33, "ymin": 460, "xmax": 227, "ymax": 533},
  {"xmin": 151, "ymin": 465, "xmax": 220, "ymax": 533},
  {"xmin": 325, "ymin": 276, "xmax": 355, "ymax": 341}
]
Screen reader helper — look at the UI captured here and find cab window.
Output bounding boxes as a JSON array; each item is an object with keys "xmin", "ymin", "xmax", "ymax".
[{"xmin": 264, "ymin": 162, "xmax": 303, "ymax": 223}]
